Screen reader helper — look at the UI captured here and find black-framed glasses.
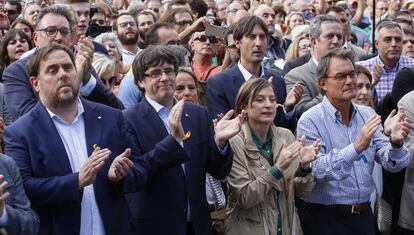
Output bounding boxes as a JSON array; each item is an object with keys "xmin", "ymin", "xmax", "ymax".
[
  {"xmin": 326, "ymin": 71, "xmax": 357, "ymax": 81},
  {"xmin": 144, "ymin": 68, "xmax": 176, "ymax": 78},
  {"xmin": 326, "ymin": 0, "xmax": 338, "ymax": 5},
  {"xmin": 150, "ymin": 8, "xmax": 159, "ymax": 13},
  {"xmin": 118, "ymin": 21, "xmax": 136, "ymax": 28},
  {"xmin": 175, "ymin": 20, "xmax": 193, "ymax": 27},
  {"xmin": 102, "ymin": 77, "xmax": 117, "ymax": 86},
  {"xmin": 193, "ymin": 35, "xmax": 218, "ymax": 43},
  {"xmin": 37, "ymin": 27, "xmax": 71, "ymax": 37}
]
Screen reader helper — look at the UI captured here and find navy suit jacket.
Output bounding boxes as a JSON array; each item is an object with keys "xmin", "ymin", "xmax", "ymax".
[
  {"xmin": 123, "ymin": 98, "xmax": 233, "ymax": 235},
  {"xmin": 4, "ymin": 99, "xmax": 186, "ymax": 235},
  {"xmin": 3, "ymin": 55, "xmax": 124, "ymax": 122},
  {"xmin": 206, "ymin": 63, "xmax": 294, "ymax": 130},
  {"xmin": 0, "ymin": 154, "xmax": 39, "ymax": 235}
]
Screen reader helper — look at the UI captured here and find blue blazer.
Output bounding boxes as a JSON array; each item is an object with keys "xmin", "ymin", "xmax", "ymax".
[
  {"xmin": 4, "ymin": 99, "xmax": 186, "ymax": 235},
  {"xmin": 206, "ymin": 64, "xmax": 294, "ymax": 130},
  {"xmin": 123, "ymin": 98, "xmax": 233, "ymax": 235},
  {"xmin": 3, "ymin": 55, "xmax": 124, "ymax": 122}
]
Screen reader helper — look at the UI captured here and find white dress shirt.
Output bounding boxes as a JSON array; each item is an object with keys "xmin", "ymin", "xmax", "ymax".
[{"xmin": 46, "ymin": 99, "xmax": 105, "ymax": 235}]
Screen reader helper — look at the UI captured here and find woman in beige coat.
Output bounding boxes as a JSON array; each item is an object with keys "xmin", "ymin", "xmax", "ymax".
[{"xmin": 225, "ymin": 79, "xmax": 319, "ymax": 235}]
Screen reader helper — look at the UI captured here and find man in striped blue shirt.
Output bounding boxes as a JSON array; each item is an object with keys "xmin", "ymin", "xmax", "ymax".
[{"xmin": 297, "ymin": 48, "xmax": 410, "ymax": 235}]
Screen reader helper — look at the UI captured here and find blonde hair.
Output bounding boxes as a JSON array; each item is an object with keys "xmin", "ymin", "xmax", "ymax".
[
  {"xmin": 285, "ymin": 35, "xmax": 308, "ymax": 63},
  {"xmin": 92, "ymin": 53, "xmax": 117, "ymax": 78}
]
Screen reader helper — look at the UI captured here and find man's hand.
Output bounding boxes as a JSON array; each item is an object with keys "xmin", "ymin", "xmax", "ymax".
[
  {"xmin": 214, "ymin": 109, "xmax": 244, "ymax": 149},
  {"xmin": 275, "ymin": 141, "xmax": 301, "ymax": 171},
  {"xmin": 371, "ymin": 64, "xmax": 384, "ymax": 86},
  {"xmin": 388, "ymin": 110, "xmax": 411, "ymax": 146},
  {"xmin": 284, "ymin": 82, "xmax": 303, "ymax": 112},
  {"xmin": 108, "ymin": 148, "xmax": 133, "ymax": 182},
  {"xmin": 0, "ymin": 175, "xmax": 9, "ymax": 217},
  {"xmin": 355, "ymin": 115, "xmax": 381, "ymax": 153},
  {"xmin": 384, "ymin": 109, "xmax": 400, "ymax": 136},
  {"xmin": 168, "ymin": 100, "xmax": 185, "ymax": 143},
  {"xmin": 78, "ymin": 147, "xmax": 110, "ymax": 189},
  {"xmin": 299, "ymin": 136, "xmax": 320, "ymax": 169},
  {"xmin": 75, "ymin": 36, "xmax": 95, "ymax": 85}
]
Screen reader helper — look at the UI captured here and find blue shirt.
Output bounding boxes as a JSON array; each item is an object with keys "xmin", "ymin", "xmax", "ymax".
[
  {"xmin": 297, "ymin": 97, "xmax": 409, "ymax": 205},
  {"xmin": 118, "ymin": 72, "xmax": 141, "ymax": 108}
]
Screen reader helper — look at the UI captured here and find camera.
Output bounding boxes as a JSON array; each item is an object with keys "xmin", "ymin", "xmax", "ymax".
[{"xmin": 86, "ymin": 24, "xmax": 112, "ymax": 38}]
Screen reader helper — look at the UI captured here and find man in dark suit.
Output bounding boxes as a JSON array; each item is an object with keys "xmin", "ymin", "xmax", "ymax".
[
  {"xmin": 3, "ymin": 4, "xmax": 123, "ymax": 122},
  {"xmin": 285, "ymin": 15, "xmax": 344, "ymax": 118},
  {"xmin": 123, "ymin": 46, "xmax": 243, "ymax": 235},
  {"xmin": 206, "ymin": 16, "xmax": 302, "ymax": 130},
  {"xmin": 4, "ymin": 44, "xmax": 187, "ymax": 235},
  {"xmin": 0, "ymin": 155, "xmax": 39, "ymax": 235}
]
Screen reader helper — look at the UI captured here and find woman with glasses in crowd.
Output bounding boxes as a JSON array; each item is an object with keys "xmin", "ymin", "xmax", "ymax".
[
  {"xmin": 285, "ymin": 35, "xmax": 311, "ymax": 63},
  {"xmin": 225, "ymin": 78, "xmax": 319, "ymax": 235},
  {"xmin": 92, "ymin": 53, "xmax": 118, "ymax": 93}
]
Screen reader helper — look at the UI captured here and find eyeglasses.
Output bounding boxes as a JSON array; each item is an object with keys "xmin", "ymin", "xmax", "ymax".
[
  {"xmin": 193, "ymin": 35, "xmax": 218, "ymax": 43},
  {"xmin": 226, "ymin": 8, "xmax": 240, "ymax": 13},
  {"xmin": 144, "ymin": 68, "xmax": 176, "ymax": 78},
  {"xmin": 175, "ymin": 20, "xmax": 193, "ymax": 26},
  {"xmin": 37, "ymin": 27, "xmax": 71, "ymax": 37},
  {"xmin": 326, "ymin": 71, "xmax": 357, "ymax": 81},
  {"xmin": 299, "ymin": 44, "xmax": 311, "ymax": 51},
  {"xmin": 227, "ymin": 44, "xmax": 237, "ymax": 50},
  {"xmin": 102, "ymin": 76, "xmax": 117, "ymax": 86},
  {"xmin": 118, "ymin": 21, "xmax": 136, "ymax": 28},
  {"xmin": 149, "ymin": 8, "xmax": 159, "ymax": 13}
]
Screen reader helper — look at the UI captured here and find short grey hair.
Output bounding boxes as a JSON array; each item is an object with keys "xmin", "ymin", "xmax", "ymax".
[
  {"xmin": 374, "ymin": 20, "xmax": 403, "ymax": 41},
  {"xmin": 92, "ymin": 53, "xmax": 117, "ymax": 78},
  {"xmin": 35, "ymin": 4, "xmax": 74, "ymax": 30},
  {"xmin": 94, "ymin": 32, "xmax": 123, "ymax": 58},
  {"xmin": 317, "ymin": 48, "xmax": 355, "ymax": 82},
  {"xmin": 309, "ymin": 15, "xmax": 341, "ymax": 39}
]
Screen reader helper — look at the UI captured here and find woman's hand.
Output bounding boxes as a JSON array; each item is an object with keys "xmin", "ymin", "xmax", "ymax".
[{"xmin": 275, "ymin": 141, "xmax": 301, "ymax": 171}]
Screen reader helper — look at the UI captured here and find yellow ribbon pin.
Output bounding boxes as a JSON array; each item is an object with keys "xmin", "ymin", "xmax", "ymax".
[
  {"xmin": 93, "ymin": 144, "xmax": 98, "ymax": 150},
  {"xmin": 182, "ymin": 131, "xmax": 191, "ymax": 141}
]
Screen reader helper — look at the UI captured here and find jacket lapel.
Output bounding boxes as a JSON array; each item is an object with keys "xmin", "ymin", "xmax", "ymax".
[
  {"xmin": 82, "ymin": 100, "xmax": 103, "ymax": 157},
  {"xmin": 30, "ymin": 102, "xmax": 72, "ymax": 174},
  {"xmin": 141, "ymin": 98, "xmax": 169, "ymax": 141}
]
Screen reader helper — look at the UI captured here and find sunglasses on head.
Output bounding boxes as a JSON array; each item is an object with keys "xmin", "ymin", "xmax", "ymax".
[{"xmin": 193, "ymin": 35, "xmax": 218, "ymax": 43}]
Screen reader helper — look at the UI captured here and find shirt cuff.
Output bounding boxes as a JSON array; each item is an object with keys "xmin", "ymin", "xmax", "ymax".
[
  {"xmin": 0, "ymin": 207, "xmax": 9, "ymax": 226},
  {"xmin": 216, "ymin": 142, "xmax": 229, "ymax": 155},
  {"xmin": 269, "ymin": 165, "xmax": 283, "ymax": 180},
  {"xmin": 80, "ymin": 73, "xmax": 97, "ymax": 97},
  {"xmin": 283, "ymin": 107, "xmax": 295, "ymax": 120}
]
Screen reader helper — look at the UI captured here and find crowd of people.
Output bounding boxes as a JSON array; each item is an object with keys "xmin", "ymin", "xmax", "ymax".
[{"xmin": 0, "ymin": 0, "xmax": 414, "ymax": 234}]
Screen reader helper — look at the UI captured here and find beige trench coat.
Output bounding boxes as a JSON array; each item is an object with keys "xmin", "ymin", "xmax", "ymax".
[{"xmin": 225, "ymin": 123, "xmax": 314, "ymax": 235}]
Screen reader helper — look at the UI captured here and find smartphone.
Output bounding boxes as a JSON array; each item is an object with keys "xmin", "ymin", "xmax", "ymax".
[{"xmin": 205, "ymin": 24, "xmax": 227, "ymax": 38}]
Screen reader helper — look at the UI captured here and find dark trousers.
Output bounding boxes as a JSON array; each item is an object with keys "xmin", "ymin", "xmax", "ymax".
[{"xmin": 302, "ymin": 202, "xmax": 376, "ymax": 235}]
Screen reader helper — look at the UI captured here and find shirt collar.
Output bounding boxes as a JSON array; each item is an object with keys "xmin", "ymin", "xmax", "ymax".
[
  {"xmin": 145, "ymin": 95, "xmax": 178, "ymax": 113},
  {"xmin": 375, "ymin": 54, "xmax": 402, "ymax": 72},
  {"xmin": 237, "ymin": 61, "xmax": 265, "ymax": 81},
  {"xmin": 312, "ymin": 55, "xmax": 319, "ymax": 67},
  {"xmin": 321, "ymin": 96, "xmax": 357, "ymax": 123},
  {"xmin": 123, "ymin": 47, "xmax": 141, "ymax": 55},
  {"xmin": 46, "ymin": 98, "xmax": 84, "ymax": 125}
]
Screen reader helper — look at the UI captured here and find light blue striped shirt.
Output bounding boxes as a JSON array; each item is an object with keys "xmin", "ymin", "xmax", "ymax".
[{"xmin": 297, "ymin": 96, "xmax": 409, "ymax": 205}]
